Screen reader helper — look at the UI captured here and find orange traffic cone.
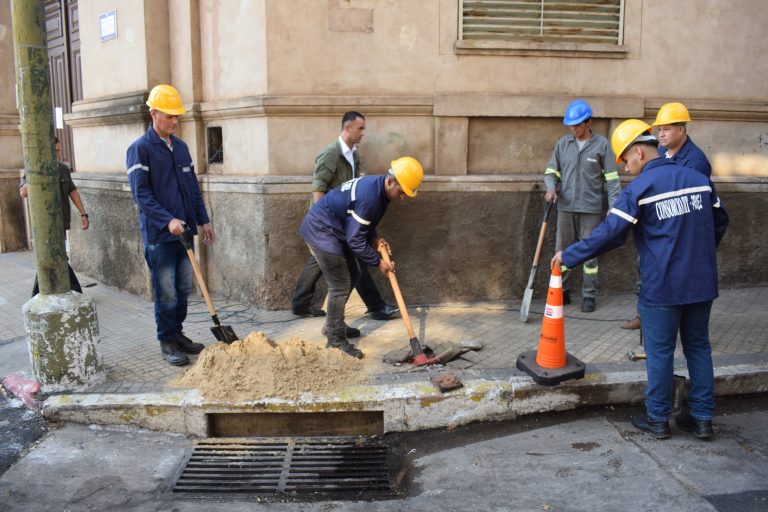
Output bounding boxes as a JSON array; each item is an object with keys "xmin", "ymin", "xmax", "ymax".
[
  {"xmin": 536, "ymin": 264, "xmax": 566, "ymax": 368},
  {"xmin": 516, "ymin": 263, "xmax": 585, "ymax": 386}
]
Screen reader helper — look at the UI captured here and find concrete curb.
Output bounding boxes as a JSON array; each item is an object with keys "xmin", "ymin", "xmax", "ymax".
[{"xmin": 42, "ymin": 358, "xmax": 768, "ymax": 436}]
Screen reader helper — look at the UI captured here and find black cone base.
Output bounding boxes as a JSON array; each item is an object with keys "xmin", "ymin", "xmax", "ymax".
[{"xmin": 516, "ymin": 350, "xmax": 585, "ymax": 386}]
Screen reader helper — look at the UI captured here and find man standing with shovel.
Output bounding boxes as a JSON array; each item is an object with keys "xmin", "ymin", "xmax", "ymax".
[
  {"xmin": 126, "ymin": 84, "xmax": 215, "ymax": 366},
  {"xmin": 300, "ymin": 157, "xmax": 423, "ymax": 358}
]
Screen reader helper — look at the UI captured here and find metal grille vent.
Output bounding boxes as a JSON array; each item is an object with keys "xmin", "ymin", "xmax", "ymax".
[
  {"xmin": 461, "ymin": 0, "xmax": 624, "ymax": 45},
  {"xmin": 172, "ymin": 437, "xmax": 394, "ymax": 498}
]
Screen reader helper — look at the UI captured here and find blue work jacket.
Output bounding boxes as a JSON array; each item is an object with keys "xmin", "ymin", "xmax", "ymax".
[
  {"xmin": 562, "ymin": 158, "xmax": 728, "ymax": 307},
  {"xmin": 300, "ymin": 176, "xmax": 389, "ymax": 267},
  {"xmin": 659, "ymin": 136, "xmax": 711, "ymax": 177},
  {"xmin": 126, "ymin": 127, "xmax": 210, "ymax": 245}
]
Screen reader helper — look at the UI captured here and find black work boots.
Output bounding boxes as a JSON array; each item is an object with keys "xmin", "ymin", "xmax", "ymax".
[
  {"xmin": 675, "ymin": 413, "xmax": 714, "ymax": 439},
  {"xmin": 160, "ymin": 340, "xmax": 189, "ymax": 366},
  {"xmin": 160, "ymin": 333, "xmax": 205, "ymax": 366},
  {"xmin": 322, "ymin": 324, "xmax": 361, "ymax": 339},
  {"xmin": 173, "ymin": 333, "xmax": 205, "ymax": 354},
  {"xmin": 326, "ymin": 338, "xmax": 363, "ymax": 359},
  {"xmin": 631, "ymin": 414, "xmax": 671, "ymax": 439}
]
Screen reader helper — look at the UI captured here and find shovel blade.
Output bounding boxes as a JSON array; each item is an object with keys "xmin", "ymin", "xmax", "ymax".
[
  {"xmin": 520, "ymin": 287, "xmax": 534, "ymax": 322},
  {"xmin": 211, "ymin": 325, "xmax": 239, "ymax": 344}
]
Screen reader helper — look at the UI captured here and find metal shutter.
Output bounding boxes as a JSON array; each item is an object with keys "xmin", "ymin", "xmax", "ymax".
[{"xmin": 461, "ymin": 0, "xmax": 624, "ymax": 45}]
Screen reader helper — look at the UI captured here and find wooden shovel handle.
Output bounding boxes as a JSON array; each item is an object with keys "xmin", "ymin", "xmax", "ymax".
[
  {"xmin": 532, "ymin": 201, "xmax": 555, "ymax": 268},
  {"xmin": 377, "ymin": 246, "xmax": 417, "ymax": 339},
  {"xmin": 184, "ymin": 247, "xmax": 219, "ymax": 320}
]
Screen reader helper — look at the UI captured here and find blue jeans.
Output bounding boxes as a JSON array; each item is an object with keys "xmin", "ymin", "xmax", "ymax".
[
  {"xmin": 638, "ymin": 301, "xmax": 715, "ymax": 421},
  {"xmin": 144, "ymin": 241, "xmax": 193, "ymax": 341}
]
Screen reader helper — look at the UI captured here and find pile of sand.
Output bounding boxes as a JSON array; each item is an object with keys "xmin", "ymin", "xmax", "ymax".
[{"xmin": 169, "ymin": 331, "xmax": 365, "ymax": 401}]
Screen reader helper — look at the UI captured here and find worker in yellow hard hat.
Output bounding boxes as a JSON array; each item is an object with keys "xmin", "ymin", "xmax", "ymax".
[
  {"xmin": 652, "ymin": 102, "xmax": 711, "ymax": 177},
  {"xmin": 125, "ymin": 84, "xmax": 215, "ymax": 366},
  {"xmin": 291, "ymin": 111, "xmax": 400, "ymax": 323},
  {"xmin": 553, "ymin": 119, "xmax": 728, "ymax": 440},
  {"xmin": 620, "ymin": 102, "xmax": 712, "ymax": 331},
  {"xmin": 299, "ymin": 157, "xmax": 424, "ymax": 358}
]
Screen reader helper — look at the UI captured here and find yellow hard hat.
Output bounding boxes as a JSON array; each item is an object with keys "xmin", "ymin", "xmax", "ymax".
[
  {"xmin": 390, "ymin": 156, "xmax": 424, "ymax": 197},
  {"xmin": 652, "ymin": 102, "xmax": 691, "ymax": 126},
  {"xmin": 146, "ymin": 84, "xmax": 187, "ymax": 116},
  {"xmin": 611, "ymin": 119, "xmax": 654, "ymax": 164}
]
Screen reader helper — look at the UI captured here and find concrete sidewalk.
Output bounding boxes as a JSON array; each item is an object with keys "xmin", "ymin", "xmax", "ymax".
[{"xmin": 1, "ymin": 250, "xmax": 766, "ymax": 433}]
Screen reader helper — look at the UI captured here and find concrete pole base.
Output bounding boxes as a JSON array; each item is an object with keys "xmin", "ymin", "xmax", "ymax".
[{"xmin": 22, "ymin": 291, "xmax": 105, "ymax": 391}]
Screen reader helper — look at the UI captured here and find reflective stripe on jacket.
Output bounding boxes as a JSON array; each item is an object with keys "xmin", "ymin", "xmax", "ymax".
[
  {"xmin": 300, "ymin": 176, "xmax": 389, "ymax": 267},
  {"xmin": 126, "ymin": 126, "xmax": 210, "ymax": 245},
  {"xmin": 544, "ymin": 132, "xmax": 621, "ymax": 213},
  {"xmin": 562, "ymin": 158, "xmax": 728, "ymax": 306}
]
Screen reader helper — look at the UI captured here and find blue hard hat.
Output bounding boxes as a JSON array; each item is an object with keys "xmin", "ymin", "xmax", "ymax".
[{"xmin": 563, "ymin": 99, "xmax": 592, "ymax": 126}]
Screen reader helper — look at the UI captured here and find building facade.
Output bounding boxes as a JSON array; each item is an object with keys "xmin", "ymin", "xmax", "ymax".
[{"xmin": 1, "ymin": 0, "xmax": 766, "ymax": 307}]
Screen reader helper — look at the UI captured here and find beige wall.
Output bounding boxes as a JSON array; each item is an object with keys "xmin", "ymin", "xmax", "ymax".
[
  {"xmin": 65, "ymin": 0, "xmax": 768, "ymax": 178},
  {"xmin": 264, "ymin": 1, "xmax": 766, "ymax": 101},
  {"xmin": 79, "ymin": 1, "xmax": 167, "ymax": 99},
  {"xmin": 200, "ymin": 0, "xmax": 267, "ymax": 100},
  {"xmin": 0, "ymin": 3, "xmax": 22, "ymax": 170}
]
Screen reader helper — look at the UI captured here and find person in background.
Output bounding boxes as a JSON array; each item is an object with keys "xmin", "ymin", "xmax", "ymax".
[
  {"xmin": 291, "ymin": 111, "xmax": 399, "ymax": 324},
  {"xmin": 544, "ymin": 99, "xmax": 621, "ymax": 313},
  {"xmin": 20, "ymin": 136, "xmax": 89, "ymax": 296}
]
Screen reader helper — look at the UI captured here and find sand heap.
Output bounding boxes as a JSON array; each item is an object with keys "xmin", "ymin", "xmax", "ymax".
[{"xmin": 169, "ymin": 331, "xmax": 365, "ymax": 401}]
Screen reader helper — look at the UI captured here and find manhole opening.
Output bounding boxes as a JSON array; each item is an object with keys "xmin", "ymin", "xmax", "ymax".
[
  {"xmin": 171, "ymin": 436, "xmax": 399, "ymax": 500},
  {"xmin": 206, "ymin": 411, "xmax": 384, "ymax": 437}
]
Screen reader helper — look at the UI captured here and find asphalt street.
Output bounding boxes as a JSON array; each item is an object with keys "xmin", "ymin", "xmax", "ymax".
[{"xmin": 0, "ymin": 395, "xmax": 766, "ymax": 512}]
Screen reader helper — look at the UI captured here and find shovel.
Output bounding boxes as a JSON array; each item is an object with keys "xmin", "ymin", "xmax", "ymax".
[
  {"xmin": 377, "ymin": 244, "xmax": 430, "ymax": 366},
  {"xmin": 178, "ymin": 226, "xmax": 239, "ymax": 344},
  {"xmin": 520, "ymin": 201, "xmax": 555, "ymax": 322}
]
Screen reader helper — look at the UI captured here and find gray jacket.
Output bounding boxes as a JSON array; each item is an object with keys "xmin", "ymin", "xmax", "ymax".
[{"xmin": 544, "ymin": 132, "xmax": 621, "ymax": 214}]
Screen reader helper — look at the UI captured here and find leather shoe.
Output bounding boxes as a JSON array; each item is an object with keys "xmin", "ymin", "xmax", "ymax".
[
  {"xmin": 326, "ymin": 340, "xmax": 364, "ymax": 359},
  {"xmin": 173, "ymin": 333, "xmax": 205, "ymax": 354},
  {"xmin": 621, "ymin": 315, "xmax": 641, "ymax": 330},
  {"xmin": 631, "ymin": 414, "xmax": 670, "ymax": 439},
  {"xmin": 675, "ymin": 413, "xmax": 713, "ymax": 439},
  {"xmin": 322, "ymin": 324, "xmax": 361, "ymax": 338},
  {"xmin": 291, "ymin": 306, "xmax": 326, "ymax": 317},
  {"xmin": 160, "ymin": 340, "xmax": 189, "ymax": 366},
  {"xmin": 562, "ymin": 290, "xmax": 571, "ymax": 305},
  {"xmin": 369, "ymin": 304, "xmax": 400, "ymax": 321},
  {"xmin": 581, "ymin": 297, "xmax": 596, "ymax": 313}
]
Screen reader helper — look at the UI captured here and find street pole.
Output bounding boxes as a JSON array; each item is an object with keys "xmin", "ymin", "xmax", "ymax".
[
  {"xmin": 12, "ymin": 0, "xmax": 104, "ymax": 389},
  {"xmin": 11, "ymin": 0, "xmax": 68, "ymax": 294}
]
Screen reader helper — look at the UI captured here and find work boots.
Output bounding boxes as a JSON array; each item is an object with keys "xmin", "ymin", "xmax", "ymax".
[
  {"xmin": 322, "ymin": 324, "xmax": 361, "ymax": 338},
  {"xmin": 631, "ymin": 414, "xmax": 671, "ymax": 439},
  {"xmin": 173, "ymin": 333, "xmax": 205, "ymax": 354},
  {"xmin": 675, "ymin": 413, "xmax": 714, "ymax": 439},
  {"xmin": 326, "ymin": 337, "xmax": 364, "ymax": 359},
  {"xmin": 160, "ymin": 340, "xmax": 189, "ymax": 366}
]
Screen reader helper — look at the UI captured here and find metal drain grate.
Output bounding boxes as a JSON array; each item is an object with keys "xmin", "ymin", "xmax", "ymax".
[{"xmin": 172, "ymin": 437, "xmax": 394, "ymax": 497}]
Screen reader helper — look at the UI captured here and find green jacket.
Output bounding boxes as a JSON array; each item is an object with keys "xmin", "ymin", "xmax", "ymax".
[{"xmin": 311, "ymin": 138, "xmax": 360, "ymax": 204}]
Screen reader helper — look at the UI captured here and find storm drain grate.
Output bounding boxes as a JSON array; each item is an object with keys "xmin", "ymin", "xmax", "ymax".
[{"xmin": 172, "ymin": 437, "xmax": 394, "ymax": 498}]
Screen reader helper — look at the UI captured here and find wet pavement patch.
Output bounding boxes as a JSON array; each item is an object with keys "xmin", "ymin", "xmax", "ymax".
[
  {"xmin": 170, "ymin": 436, "xmax": 397, "ymax": 501},
  {"xmin": 704, "ymin": 490, "xmax": 768, "ymax": 512},
  {"xmin": 0, "ymin": 388, "xmax": 47, "ymax": 477}
]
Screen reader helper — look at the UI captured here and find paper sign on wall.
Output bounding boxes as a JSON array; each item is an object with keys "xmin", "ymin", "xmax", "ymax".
[{"xmin": 100, "ymin": 10, "xmax": 117, "ymax": 42}]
